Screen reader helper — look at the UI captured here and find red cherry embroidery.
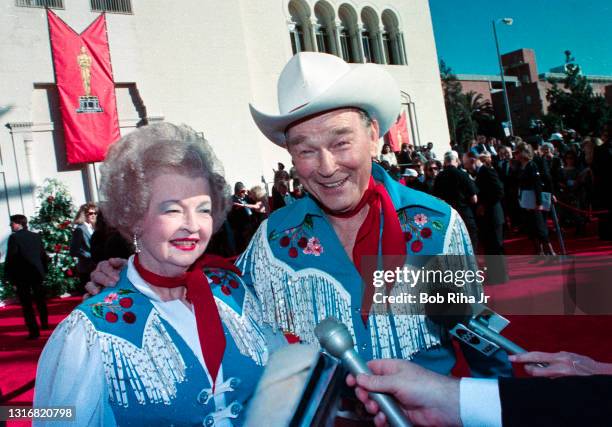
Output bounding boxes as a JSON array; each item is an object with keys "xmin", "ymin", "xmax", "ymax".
[
  {"xmin": 119, "ymin": 297, "xmax": 133, "ymax": 308},
  {"xmin": 288, "ymin": 247, "xmax": 298, "ymax": 258},
  {"xmin": 229, "ymin": 279, "xmax": 239, "ymax": 289},
  {"xmin": 221, "ymin": 285, "xmax": 231, "ymax": 295},
  {"xmin": 122, "ymin": 312, "xmax": 136, "ymax": 324},
  {"xmin": 284, "ymin": 332, "xmax": 300, "ymax": 344},
  {"xmin": 105, "ymin": 312, "xmax": 118, "ymax": 323},
  {"xmin": 297, "ymin": 237, "xmax": 308, "ymax": 248},
  {"xmin": 211, "ymin": 276, "xmax": 221, "ymax": 284},
  {"xmin": 403, "ymin": 231, "xmax": 413, "ymax": 242},
  {"xmin": 280, "ymin": 236, "xmax": 291, "ymax": 247},
  {"xmin": 411, "ymin": 240, "xmax": 423, "ymax": 253},
  {"xmin": 420, "ymin": 228, "xmax": 432, "ymax": 238}
]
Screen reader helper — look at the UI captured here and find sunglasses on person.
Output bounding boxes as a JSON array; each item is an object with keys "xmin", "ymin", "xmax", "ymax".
[
  {"xmin": 87, "ymin": 211, "xmax": 97, "ymax": 216},
  {"xmin": 427, "ymin": 166, "xmax": 439, "ymax": 171}
]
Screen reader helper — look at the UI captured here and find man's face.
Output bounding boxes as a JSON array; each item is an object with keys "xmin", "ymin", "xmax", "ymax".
[
  {"xmin": 286, "ymin": 109, "xmax": 378, "ymax": 214},
  {"xmin": 10, "ymin": 222, "xmax": 21, "ymax": 232}
]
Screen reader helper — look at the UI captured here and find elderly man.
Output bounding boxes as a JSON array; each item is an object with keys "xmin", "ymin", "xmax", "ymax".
[
  {"xmin": 242, "ymin": 52, "xmax": 509, "ymax": 376},
  {"xmin": 89, "ymin": 53, "xmax": 510, "ymax": 377}
]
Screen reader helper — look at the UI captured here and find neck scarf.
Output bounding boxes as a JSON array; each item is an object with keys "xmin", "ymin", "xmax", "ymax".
[
  {"xmin": 323, "ymin": 176, "xmax": 406, "ymax": 325},
  {"xmin": 134, "ymin": 253, "xmax": 240, "ymax": 390}
]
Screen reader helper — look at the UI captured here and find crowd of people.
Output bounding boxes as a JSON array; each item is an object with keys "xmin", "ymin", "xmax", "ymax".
[{"xmin": 3, "ymin": 51, "xmax": 611, "ymax": 426}]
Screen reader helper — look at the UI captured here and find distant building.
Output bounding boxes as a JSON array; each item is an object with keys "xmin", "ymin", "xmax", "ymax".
[{"xmin": 455, "ymin": 48, "xmax": 612, "ymax": 136}]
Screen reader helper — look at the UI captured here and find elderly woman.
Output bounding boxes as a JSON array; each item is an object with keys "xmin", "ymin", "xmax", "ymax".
[
  {"xmin": 34, "ymin": 123, "xmax": 275, "ymax": 426},
  {"xmin": 516, "ymin": 143, "xmax": 555, "ymax": 255}
]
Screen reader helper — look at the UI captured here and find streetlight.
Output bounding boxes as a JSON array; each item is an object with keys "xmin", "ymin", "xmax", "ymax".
[{"xmin": 492, "ymin": 17, "xmax": 514, "ymax": 136}]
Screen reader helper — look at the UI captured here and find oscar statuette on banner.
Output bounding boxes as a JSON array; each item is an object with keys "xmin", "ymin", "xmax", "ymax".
[{"xmin": 76, "ymin": 46, "xmax": 103, "ymax": 113}]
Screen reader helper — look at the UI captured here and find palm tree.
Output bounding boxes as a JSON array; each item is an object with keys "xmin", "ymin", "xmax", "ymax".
[{"xmin": 457, "ymin": 91, "xmax": 495, "ymax": 149}]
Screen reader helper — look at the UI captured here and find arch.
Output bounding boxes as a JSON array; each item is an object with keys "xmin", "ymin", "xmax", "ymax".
[
  {"xmin": 400, "ymin": 91, "xmax": 421, "ymax": 147},
  {"xmin": 381, "ymin": 8, "xmax": 406, "ymax": 65},
  {"xmin": 360, "ymin": 6, "xmax": 382, "ymax": 63},
  {"xmin": 338, "ymin": 3, "xmax": 360, "ymax": 63},
  {"xmin": 288, "ymin": 0, "xmax": 314, "ymax": 54},
  {"xmin": 314, "ymin": 1, "xmax": 336, "ymax": 55}
]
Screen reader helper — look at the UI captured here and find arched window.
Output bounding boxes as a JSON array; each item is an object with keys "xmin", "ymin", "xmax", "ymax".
[
  {"xmin": 338, "ymin": 4, "xmax": 360, "ymax": 63},
  {"xmin": 382, "ymin": 9, "xmax": 406, "ymax": 65},
  {"xmin": 361, "ymin": 7, "xmax": 382, "ymax": 64},
  {"xmin": 288, "ymin": 0, "xmax": 313, "ymax": 54},
  {"xmin": 314, "ymin": 1, "xmax": 335, "ymax": 55}
]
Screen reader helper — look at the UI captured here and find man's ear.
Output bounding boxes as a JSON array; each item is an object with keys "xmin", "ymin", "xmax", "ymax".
[{"xmin": 369, "ymin": 119, "xmax": 380, "ymax": 158}]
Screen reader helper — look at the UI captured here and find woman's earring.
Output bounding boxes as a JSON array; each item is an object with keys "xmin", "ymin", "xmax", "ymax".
[{"xmin": 133, "ymin": 233, "xmax": 141, "ymax": 253}]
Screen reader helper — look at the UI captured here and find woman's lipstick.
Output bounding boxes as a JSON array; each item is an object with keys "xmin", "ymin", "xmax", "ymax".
[{"xmin": 170, "ymin": 238, "xmax": 199, "ymax": 251}]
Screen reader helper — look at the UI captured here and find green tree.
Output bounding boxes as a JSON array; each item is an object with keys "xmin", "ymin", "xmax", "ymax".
[
  {"xmin": 458, "ymin": 91, "xmax": 495, "ymax": 147},
  {"xmin": 546, "ymin": 53, "xmax": 610, "ymax": 136},
  {"xmin": 440, "ymin": 60, "xmax": 463, "ymax": 143},
  {"xmin": 29, "ymin": 179, "xmax": 79, "ymax": 296}
]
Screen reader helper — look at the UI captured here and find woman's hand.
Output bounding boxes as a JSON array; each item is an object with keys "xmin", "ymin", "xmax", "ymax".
[
  {"xmin": 83, "ymin": 258, "xmax": 127, "ymax": 299},
  {"xmin": 510, "ymin": 351, "xmax": 612, "ymax": 377}
]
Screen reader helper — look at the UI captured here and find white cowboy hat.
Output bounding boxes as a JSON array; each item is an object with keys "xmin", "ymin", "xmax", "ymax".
[
  {"xmin": 401, "ymin": 168, "xmax": 418, "ymax": 178},
  {"xmin": 249, "ymin": 52, "xmax": 401, "ymax": 147}
]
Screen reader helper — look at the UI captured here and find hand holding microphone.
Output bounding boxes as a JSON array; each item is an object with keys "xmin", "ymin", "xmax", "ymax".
[{"xmin": 315, "ymin": 317, "xmax": 413, "ymax": 427}]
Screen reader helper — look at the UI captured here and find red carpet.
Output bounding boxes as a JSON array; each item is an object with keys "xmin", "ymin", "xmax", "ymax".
[{"xmin": 1, "ymin": 226, "xmax": 612, "ymax": 422}]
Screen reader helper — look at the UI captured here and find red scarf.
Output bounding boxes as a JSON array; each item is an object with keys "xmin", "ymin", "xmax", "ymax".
[
  {"xmin": 134, "ymin": 253, "xmax": 239, "ymax": 390},
  {"xmin": 324, "ymin": 176, "xmax": 406, "ymax": 325}
]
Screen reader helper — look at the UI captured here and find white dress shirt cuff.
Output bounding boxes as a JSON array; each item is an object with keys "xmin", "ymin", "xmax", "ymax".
[{"xmin": 459, "ymin": 378, "xmax": 502, "ymax": 427}]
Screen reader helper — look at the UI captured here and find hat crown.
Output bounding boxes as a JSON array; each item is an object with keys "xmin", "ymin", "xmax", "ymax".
[{"xmin": 278, "ymin": 52, "xmax": 351, "ymax": 114}]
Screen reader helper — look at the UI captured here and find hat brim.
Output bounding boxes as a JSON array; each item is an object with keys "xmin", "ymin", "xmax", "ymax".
[{"xmin": 250, "ymin": 64, "xmax": 401, "ymax": 147}]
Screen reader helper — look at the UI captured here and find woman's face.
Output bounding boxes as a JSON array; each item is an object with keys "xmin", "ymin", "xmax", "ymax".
[{"xmin": 137, "ymin": 172, "xmax": 213, "ymax": 277}]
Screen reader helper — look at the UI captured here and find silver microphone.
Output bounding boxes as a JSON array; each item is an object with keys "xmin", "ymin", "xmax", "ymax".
[{"xmin": 315, "ymin": 317, "xmax": 412, "ymax": 427}]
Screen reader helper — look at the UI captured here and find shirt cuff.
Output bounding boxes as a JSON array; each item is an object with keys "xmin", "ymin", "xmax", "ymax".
[{"xmin": 459, "ymin": 378, "xmax": 502, "ymax": 427}]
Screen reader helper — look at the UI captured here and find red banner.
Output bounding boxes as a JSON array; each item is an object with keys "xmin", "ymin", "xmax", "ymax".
[
  {"xmin": 47, "ymin": 10, "xmax": 120, "ymax": 164},
  {"xmin": 385, "ymin": 111, "xmax": 410, "ymax": 152}
]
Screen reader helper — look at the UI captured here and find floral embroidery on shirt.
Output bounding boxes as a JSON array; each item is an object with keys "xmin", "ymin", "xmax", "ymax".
[
  {"xmin": 269, "ymin": 214, "xmax": 324, "ymax": 258},
  {"xmin": 91, "ymin": 289, "xmax": 137, "ymax": 323},
  {"xmin": 399, "ymin": 211, "xmax": 443, "ymax": 253}
]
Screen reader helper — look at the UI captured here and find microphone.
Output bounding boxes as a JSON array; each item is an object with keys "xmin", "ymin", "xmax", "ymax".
[
  {"xmin": 315, "ymin": 317, "xmax": 412, "ymax": 427},
  {"xmin": 429, "ymin": 302, "xmax": 546, "ymax": 366}
]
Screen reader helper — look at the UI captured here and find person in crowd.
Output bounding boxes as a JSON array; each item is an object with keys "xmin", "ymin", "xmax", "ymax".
[
  {"xmin": 4, "ymin": 214, "xmax": 49, "ymax": 339},
  {"xmin": 35, "ymin": 123, "xmax": 277, "ymax": 426},
  {"xmin": 557, "ymin": 150, "xmax": 587, "ymax": 235},
  {"xmin": 591, "ymin": 133, "xmax": 612, "ymax": 241},
  {"xmin": 396, "ymin": 143, "xmax": 412, "ymax": 173},
  {"xmin": 495, "ymin": 145, "xmax": 520, "ymax": 230},
  {"xmin": 433, "ymin": 150, "xmax": 479, "ymax": 249},
  {"xmin": 271, "ymin": 180, "xmax": 295, "ymax": 211},
  {"xmin": 248, "ymin": 185, "xmax": 269, "ymax": 231},
  {"xmin": 88, "ymin": 53, "xmax": 511, "ymax": 384},
  {"xmin": 70, "ymin": 202, "xmax": 98, "ymax": 294},
  {"xmin": 516, "ymin": 143, "xmax": 556, "ymax": 255},
  {"xmin": 465, "ymin": 151, "xmax": 508, "ymax": 283},
  {"xmin": 423, "ymin": 159, "xmax": 440, "ymax": 194},
  {"xmin": 90, "ymin": 211, "xmax": 133, "ymax": 264},
  {"xmin": 272, "ymin": 162, "xmax": 291, "ymax": 209},
  {"xmin": 291, "ymin": 183, "xmax": 305, "ymax": 199},
  {"xmin": 228, "ymin": 181, "xmax": 258, "ymax": 253},
  {"xmin": 407, "ymin": 154, "xmax": 426, "ymax": 186},
  {"xmin": 402, "ymin": 168, "xmax": 427, "ymax": 192},
  {"xmin": 379, "ymin": 143, "xmax": 398, "ymax": 168},
  {"xmin": 347, "ymin": 351, "xmax": 612, "ymax": 427},
  {"xmin": 539, "ymin": 142, "xmax": 563, "ymax": 195},
  {"xmin": 423, "ymin": 142, "xmax": 436, "ymax": 160}
]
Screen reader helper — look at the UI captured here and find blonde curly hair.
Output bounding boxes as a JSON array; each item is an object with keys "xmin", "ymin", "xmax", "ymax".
[{"xmin": 99, "ymin": 123, "xmax": 231, "ymax": 239}]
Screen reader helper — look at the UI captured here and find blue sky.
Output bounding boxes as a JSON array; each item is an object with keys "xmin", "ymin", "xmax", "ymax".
[{"xmin": 429, "ymin": 0, "xmax": 612, "ymax": 77}]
